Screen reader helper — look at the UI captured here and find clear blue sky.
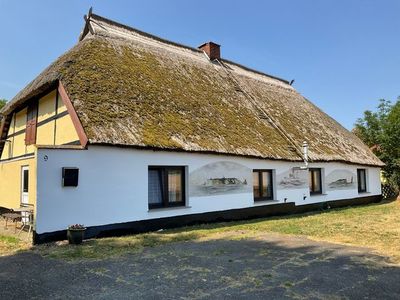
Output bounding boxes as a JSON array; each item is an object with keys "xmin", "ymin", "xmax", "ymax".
[{"xmin": 0, "ymin": 0, "xmax": 399, "ymax": 129}]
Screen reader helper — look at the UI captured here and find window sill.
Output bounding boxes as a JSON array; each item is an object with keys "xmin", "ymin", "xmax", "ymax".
[
  {"xmin": 148, "ymin": 206, "xmax": 191, "ymax": 213},
  {"xmin": 310, "ymin": 193, "xmax": 327, "ymax": 197},
  {"xmin": 358, "ymin": 191, "xmax": 370, "ymax": 195},
  {"xmin": 254, "ymin": 199, "xmax": 280, "ymax": 205}
]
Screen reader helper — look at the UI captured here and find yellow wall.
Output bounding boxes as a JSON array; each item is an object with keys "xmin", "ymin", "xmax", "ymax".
[
  {"xmin": 12, "ymin": 134, "xmax": 27, "ymax": 157},
  {"xmin": 0, "ymin": 156, "xmax": 36, "ymax": 209},
  {"xmin": 0, "ymin": 89, "xmax": 80, "ymax": 161},
  {"xmin": 1, "ymin": 141, "xmax": 11, "ymax": 160},
  {"xmin": 14, "ymin": 108, "xmax": 27, "ymax": 133},
  {"xmin": 8, "ymin": 114, "xmax": 15, "ymax": 135},
  {"xmin": 0, "ymin": 88, "xmax": 81, "ymax": 210},
  {"xmin": 57, "ymin": 95, "xmax": 67, "ymax": 113},
  {"xmin": 55, "ymin": 115, "xmax": 80, "ymax": 145},
  {"xmin": 38, "ymin": 90, "xmax": 56, "ymax": 122},
  {"xmin": 36, "ymin": 122, "xmax": 55, "ymax": 145}
]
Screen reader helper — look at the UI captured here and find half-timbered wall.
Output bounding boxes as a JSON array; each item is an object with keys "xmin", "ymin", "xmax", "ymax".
[
  {"xmin": 0, "ymin": 89, "xmax": 80, "ymax": 161},
  {"xmin": 0, "ymin": 89, "xmax": 80, "ymax": 210}
]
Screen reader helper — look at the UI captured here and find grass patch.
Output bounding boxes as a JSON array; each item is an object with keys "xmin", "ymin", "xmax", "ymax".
[
  {"xmin": 34, "ymin": 200, "xmax": 400, "ymax": 262},
  {"xmin": 36, "ymin": 231, "xmax": 201, "ymax": 260},
  {"xmin": 0, "ymin": 234, "xmax": 30, "ymax": 256}
]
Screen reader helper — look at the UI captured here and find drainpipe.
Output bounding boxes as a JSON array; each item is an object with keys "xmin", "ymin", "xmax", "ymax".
[{"xmin": 302, "ymin": 141, "xmax": 309, "ymax": 169}]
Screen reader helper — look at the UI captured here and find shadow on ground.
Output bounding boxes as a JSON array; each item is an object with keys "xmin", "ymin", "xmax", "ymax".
[{"xmin": 0, "ymin": 234, "xmax": 399, "ymax": 299}]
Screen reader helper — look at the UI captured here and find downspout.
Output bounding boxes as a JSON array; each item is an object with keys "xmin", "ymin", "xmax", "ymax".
[{"xmin": 301, "ymin": 141, "xmax": 309, "ymax": 169}]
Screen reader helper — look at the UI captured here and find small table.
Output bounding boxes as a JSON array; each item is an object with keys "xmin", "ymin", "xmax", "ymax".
[{"xmin": 2, "ymin": 213, "xmax": 22, "ymax": 232}]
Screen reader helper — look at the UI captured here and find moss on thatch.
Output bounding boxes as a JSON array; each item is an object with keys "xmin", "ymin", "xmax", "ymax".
[
  {"xmin": 0, "ymin": 14, "xmax": 383, "ymax": 166},
  {"xmin": 55, "ymin": 36, "xmax": 296, "ymax": 160}
]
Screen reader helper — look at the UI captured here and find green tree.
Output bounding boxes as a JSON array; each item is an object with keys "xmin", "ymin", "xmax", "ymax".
[
  {"xmin": 0, "ymin": 98, "xmax": 6, "ymax": 110},
  {"xmin": 382, "ymin": 100, "xmax": 400, "ymax": 186},
  {"xmin": 354, "ymin": 97, "xmax": 400, "ymax": 187}
]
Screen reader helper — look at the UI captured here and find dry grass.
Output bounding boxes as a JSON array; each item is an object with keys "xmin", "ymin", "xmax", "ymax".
[
  {"xmin": 1, "ymin": 200, "xmax": 397, "ymax": 262},
  {"xmin": 33, "ymin": 199, "xmax": 400, "ymax": 262},
  {"xmin": 0, "ymin": 235, "xmax": 30, "ymax": 256}
]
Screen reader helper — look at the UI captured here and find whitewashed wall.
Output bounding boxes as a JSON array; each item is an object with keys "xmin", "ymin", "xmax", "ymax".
[{"xmin": 35, "ymin": 146, "xmax": 381, "ymax": 234}]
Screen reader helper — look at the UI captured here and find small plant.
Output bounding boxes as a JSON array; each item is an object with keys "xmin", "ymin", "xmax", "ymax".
[
  {"xmin": 68, "ymin": 224, "xmax": 85, "ymax": 230},
  {"xmin": 67, "ymin": 224, "xmax": 86, "ymax": 245}
]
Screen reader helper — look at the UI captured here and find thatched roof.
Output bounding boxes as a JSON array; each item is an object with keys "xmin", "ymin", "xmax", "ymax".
[{"xmin": 0, "ymin": 13, "xmax": 383, "ymax": 166}]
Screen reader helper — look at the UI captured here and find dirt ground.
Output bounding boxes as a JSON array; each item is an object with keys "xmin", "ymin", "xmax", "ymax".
[{"xmin": 0, "ymin": 233, "xmax": 399, "ymax": 299}]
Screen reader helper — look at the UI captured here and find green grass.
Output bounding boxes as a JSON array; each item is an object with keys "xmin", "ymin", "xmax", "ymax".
[
  {"xmin": 0, "ymin": 234, "xmax": 30, "ymax": 256},
  {"xmin": 34, "ymin": 199, "xmax": 400, "ymax": 262},
  {"xmin": 0, "ymin": 200, "xmax": 396, "ymax": 262}
]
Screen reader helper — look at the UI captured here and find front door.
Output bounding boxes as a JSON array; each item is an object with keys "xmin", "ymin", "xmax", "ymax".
[{"xmin": 21, "ymin": 166, "xmax": 29, "ymax": 223}]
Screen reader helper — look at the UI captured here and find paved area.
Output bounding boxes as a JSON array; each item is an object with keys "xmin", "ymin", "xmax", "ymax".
[{"xmin": 0, "ymin": 234, "xmax": 399, "ymax": 299}]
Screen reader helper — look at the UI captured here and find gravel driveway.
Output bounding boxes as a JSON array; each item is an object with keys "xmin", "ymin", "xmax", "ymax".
[{"xmin": 0, "ymin": 233, "xmax": 399, "ymax": 299}]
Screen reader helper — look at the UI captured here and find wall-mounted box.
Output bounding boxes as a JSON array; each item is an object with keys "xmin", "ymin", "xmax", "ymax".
[{"xmin": 62, "ymin": 167, "xmax": 79, "ymax": 187}]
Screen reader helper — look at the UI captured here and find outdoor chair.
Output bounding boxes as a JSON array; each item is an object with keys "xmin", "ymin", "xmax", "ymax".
[{"xmin": 16, "ymin": 204, "xmax": 34, "ymax": 240}]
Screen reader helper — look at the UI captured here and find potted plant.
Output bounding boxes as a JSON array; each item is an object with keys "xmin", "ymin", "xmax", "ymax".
[{"xmin": 67, "ymin": 224, "xmax": 86, "ymax": 245}]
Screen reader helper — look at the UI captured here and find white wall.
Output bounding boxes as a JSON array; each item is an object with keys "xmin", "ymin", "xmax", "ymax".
[{"xmin": 35, "ymin": 146, "xmax": 381, "ymax": 234}]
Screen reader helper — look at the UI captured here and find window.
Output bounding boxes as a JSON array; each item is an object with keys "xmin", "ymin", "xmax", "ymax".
[
  {"xmin": 148, "ymin": 166, "xmax": 185, "ymax": 209},
  {"xmin": 357, "ymin": 169, "xmax": 367, "ymax": 193},
  {"xmin": 23, "ymin": 169, "xmax": 29, "ymax": 193},
  {"xmin": 309, "ymin": 168, "xmax": 322, "ymax": 195},
  {"xmin": 253, "ymin": 170, "xmax": 273, "ymax": 201}
]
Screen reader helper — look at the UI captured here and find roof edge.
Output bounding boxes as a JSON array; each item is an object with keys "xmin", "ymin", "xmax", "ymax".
[{"xmin": 1, "ymin": 81, "xmax": 58, "ymax": 116}]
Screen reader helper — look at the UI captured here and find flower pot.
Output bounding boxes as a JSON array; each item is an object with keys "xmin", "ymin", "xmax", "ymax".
[{"xmin": 67, "ymin": 228, "xmax": 86, "ymax": 245}]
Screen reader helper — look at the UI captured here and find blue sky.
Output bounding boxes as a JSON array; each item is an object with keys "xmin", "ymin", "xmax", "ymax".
[{"xmin": 0, "ymin": 0, "xmax": 399, "ymax": 129}]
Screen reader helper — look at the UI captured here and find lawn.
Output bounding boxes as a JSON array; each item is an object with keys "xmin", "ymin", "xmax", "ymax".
[
  {"xmin": 0, "ymin": 235, "xmax": 30, "ymax": 256},
  {"xmin": 2, "ymin": 199, "xmax": 400, "ymax": 262}
]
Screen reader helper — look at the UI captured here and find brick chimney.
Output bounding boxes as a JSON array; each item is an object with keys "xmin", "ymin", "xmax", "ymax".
[{"xmin": 198, "ymin": 42, "xmax": 221, "ymax": 60}]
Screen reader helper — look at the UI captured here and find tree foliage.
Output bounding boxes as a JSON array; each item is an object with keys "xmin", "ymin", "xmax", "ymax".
[
  {"xmin": 0, "ymin": 99, "xmax": 6, "ymax": 110},
  {"xmin": 354, "ymin": 97, "xmax": 400, "ymax": 187}
]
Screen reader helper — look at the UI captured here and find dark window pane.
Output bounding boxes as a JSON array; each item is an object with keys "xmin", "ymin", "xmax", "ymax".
[
  {"xmin": 261, "ymin": 171, "xmax": 272, "ymax": 198},
  {"xmin": 313, "ymin": 170, "xmax": 321, "ymax": 192},
  {"xmin": 358, "ymin": 169, "xmax": 366, "ymax": 192},
  {"xmin": 148, "ymin": 169, "xmax": 162, "ymax": 205},
  {"xmin": 253, "ymin": 172, "xmax": 260, "ymax": 198},
  {"xmin": 309, "ymin": 169, "xmax": 322, "ymax": 194},
  {"xmin": 168, "ymin": 169, "xmax": 182, "ymax": 203},
  {"xmin": 23, "ymin": 169, "xmax": 29, "ymax": 193},
  {"xmin": 253, "ymin": 170, "xmax": 273, "ymax": 200},
  {"xmin": 309, "ymin": 170, "xmax": 313, "ymax": 191}
]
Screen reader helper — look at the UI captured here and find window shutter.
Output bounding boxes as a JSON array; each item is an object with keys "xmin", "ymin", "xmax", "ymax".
[
  {"xmin": 25, "ymin": 102, "xmax": 38, "ymax": 145},
  {"xmin": 25, "ymin": 121, "xmax": 31, "ymax": 145}
]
